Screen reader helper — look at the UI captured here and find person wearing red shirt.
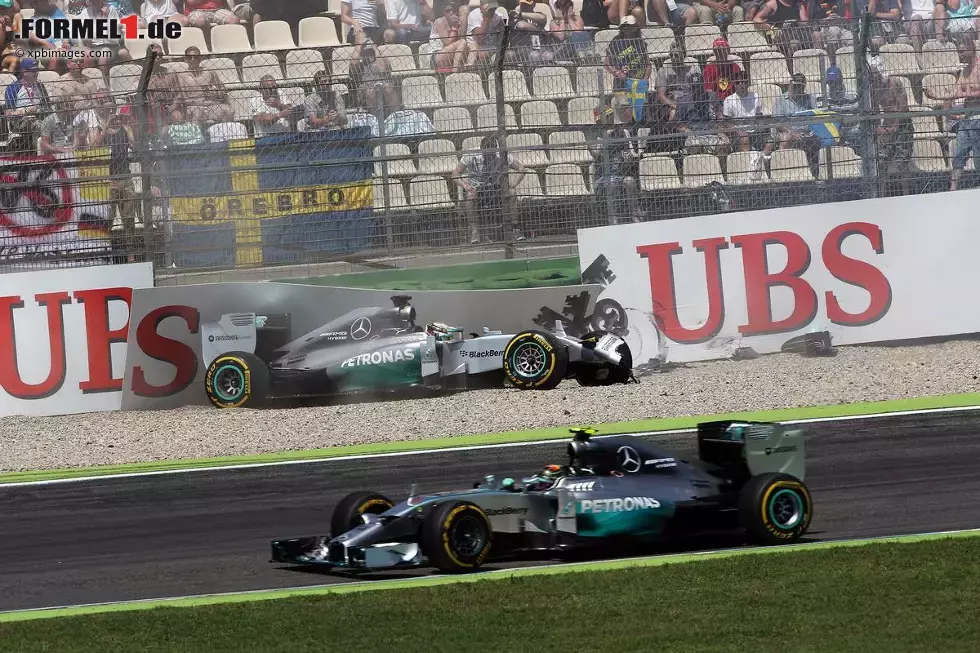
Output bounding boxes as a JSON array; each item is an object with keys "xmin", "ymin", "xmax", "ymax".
[
  {"xmin": 702, "ymin": 38, "xmax": 742, "ymax": 105},
  {"xmin": 184, "ymin": 0, "xmax": 239, "ymax": 31}
]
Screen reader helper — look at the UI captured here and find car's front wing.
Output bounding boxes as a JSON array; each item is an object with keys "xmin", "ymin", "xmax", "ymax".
[{"xmin": 270, "ymin": 536, "xmax": 423, "ymax": 571}]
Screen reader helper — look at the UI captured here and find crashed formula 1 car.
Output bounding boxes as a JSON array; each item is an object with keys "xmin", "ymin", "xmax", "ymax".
[
  {"xmin": 270, "ymin": 421, "xmax": 813, "ymax": 573},
  {"xmin": 200, "ymin": 295, "xmax": 634, "ymax": 409}
]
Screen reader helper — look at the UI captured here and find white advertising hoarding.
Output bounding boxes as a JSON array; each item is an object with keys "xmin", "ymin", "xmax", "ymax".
[
  {"xmin": 577, "ymin": 189, "xmax": 980, "ymax": 364},
  {"xmin": 0, "ymin": 262, "xmax": 153, "ymax": 417}
]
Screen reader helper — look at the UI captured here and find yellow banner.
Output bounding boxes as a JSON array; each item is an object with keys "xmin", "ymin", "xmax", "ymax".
[{"xmin": 169, "ymin": 181, "xmax": 374, "ymax": 225}]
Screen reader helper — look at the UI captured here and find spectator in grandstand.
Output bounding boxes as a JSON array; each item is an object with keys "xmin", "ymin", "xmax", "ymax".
[
  {"xmin": 548, "ymin": 0, "xmax": 591, "ymax": 63},
  {"xmin": 23, "ymin": 0, "xmax": 74, "ymax": 73},
  {"xmin": 772, "ymin": 72, "xmax": 818, "ymax": 150},
  {"xmin": 72, "ymin": 0, "xmax": 132, "ymax": 70},
  {"xmin": 342, "ymin": 0, "xmax": 386, "ymax": 45},
  {"xmin": 949, "ymin": 38, "xmax": 980, "ymax": 190},
  {"xmin": 654, "ymin": 43, "xmax": 699, "ymax": 123},
  {"xmin": 303, "ymin": 69, "xmax": 348, "ymax": 131},
  {"xmin": 346, "ymin": 104, "xmax": 381, "ymax": 135},
  {"xmin": 179, "ymin": 46, "xmax": 235, "ymax": 126},
  {"xmin": 605, "ymin": 16, "xmax": 651, "ymax": 92},
  {"xmin": 722, "ymin": 70, "xmax": 769, "ymax": 154},
  {"xmin": 0, "ymin": 0, "xmax": 23, "ymax": 73},
  {"xmin": 591, "ymin": 98, "xmax": 644, "ymax": 224},
  {"xmin": 381, "ymin": 86, "xmax": 435, "ymax": 135},
  {"xmin": 809, "ymin": 0, "xmax": 852, "ymax": 52},
  {"xmin": 935, "ymin": 0, "xmax": 977, "ymax": 38},
  {"xmin": 140, "ymin": 0, "xmax": 188, "ymax": 28},
  {"xmin": 146, "ymin": 43, "xmax": 179, "ymax": 136},
  {"xmin": 58, "ymin": 58, "xmax": 100, "ymax": 111},
  {"xmin": 753, "ymin": 0, "xmax": 810, "ymax": 56},
  {"xmin": 506, "ymin": 0, "xmax": 553, "ymax": 66},
  {"xmin": 350, "ymin": 35, "xmax": 398, "ymax": 112},
  {"xmin": 870, "ymin": 59, "xmax": 912, "ymax": 195},
  {"xmin": 66, "ymin": 0, "xmax": 136, "ymax": 16},
  {"xmin": 384, "ymin": 0, "xmax": 430, "ymax": 43},
  {"xmin": 73, "ymin": 88, "xmax": 112, "ymax": 146},
  {"xmin": 646, "ymin": 0, "xmax": 697, "ymax": 25},
  {"xmin": 452, "ymin": 134, "xmax": 527, "ymax": 244},
  {"xmin": 166, "ymin": 107, "xmax": 206, "ymax": 145},
  {"xmin": 183, "ymin": 0, "xmax": 240, "ymax": 33},
  {"xmin": 702, "ymin": 38, "xmax": 741, "ymax": 105},
  {"xmin": 39, "ymin": 91, "xmax": 76, "ymax": 156},
  {"xmin": 906, "ymin": 0, "xmax": 940, "ymax": 50},
  {"xmin": 678, "ymin": 71, "xmax": 730, "ymax": 154},
  {"xmin": 850, "ymin": 0, "xmax": 902, "ymax": 41},
  {"xmin": 4, "ymin": 58, "xmax": 51, "ymax": 137},
  {"xmin": 466, "ymin": 0, "xmax": 506, "ymax": 67},
  {"xmin": 250, "ymin": 75, "xmax": 296, "ymax": 136},
  {"xmin": 94, "ymin": 108, "xmax": 139, "ymax": 261},
  {"xmin": 429, "ymin": 0, "xmax": 469, "ymax": 72},
  {"xmin": 823, "ymin": 64, "xmax": 858, "ymax": 110},
  {"xmin": 694, "ymin": 0, "xmax": 744, "ymax": 26}
]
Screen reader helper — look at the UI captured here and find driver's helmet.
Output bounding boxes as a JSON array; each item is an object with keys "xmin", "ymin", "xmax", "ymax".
[
  {"xmin": 426, "ymin": 322, "xmax": 461, "ymax": 342},
  {"xmin": 524, "ymin": 464, "xmax": 567, "ymax": 491}
]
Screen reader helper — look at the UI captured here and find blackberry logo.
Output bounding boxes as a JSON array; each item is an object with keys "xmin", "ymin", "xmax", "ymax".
[
  {"xmin": 462, "ymin": 350, "xmax": 503, "ymax": 358},
  {"xmin": 485, "ymin": 507, "xmax": 528, "ymax": 517}
]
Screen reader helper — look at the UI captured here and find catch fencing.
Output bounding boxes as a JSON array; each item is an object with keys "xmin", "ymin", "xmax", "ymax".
[{"xmin": 0, "ymin": 12, "xmax": 975, "ymax": 281}]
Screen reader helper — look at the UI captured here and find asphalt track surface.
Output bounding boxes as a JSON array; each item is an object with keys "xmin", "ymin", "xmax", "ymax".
[{"xmin": 2, "ymin": 410, "xmax": 980, "ymax": 612}]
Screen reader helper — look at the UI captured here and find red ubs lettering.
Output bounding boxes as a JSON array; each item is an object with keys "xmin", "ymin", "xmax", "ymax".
[
  {"xmin": 130, "ymin": 305, "xmax": 200, "ymax": 398},
  {"xmin": 636, "ymin": 221, "xmax": 891, "ymax": 343}
]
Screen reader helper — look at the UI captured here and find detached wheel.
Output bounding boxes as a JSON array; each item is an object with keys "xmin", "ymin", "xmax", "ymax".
[
  {"xmin": 503, "ymin": 330, "xmax": 568, "ymax": 390},
  {"xmin": 330, "ymin": 491, "xmax": 395, "ymax": 537},
  {"xmin": 204, "ymin": 351, "xmax": 270, "ymax": 409},
  {"xmin": 739, "ymin": 473, "xmax": 813, "ymax": 545},
  {"xmin": 422, "ymin": 501, "xmax": 492, "ymax": 573},
  {"xmin": 575, "ymin": 331, "xmax": 633, "ymax": 387}
]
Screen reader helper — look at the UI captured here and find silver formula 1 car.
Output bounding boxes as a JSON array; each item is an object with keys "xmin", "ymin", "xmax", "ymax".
[{"xmin": 201, "ymin": 296, "xmax": 635, "ymax": 408}]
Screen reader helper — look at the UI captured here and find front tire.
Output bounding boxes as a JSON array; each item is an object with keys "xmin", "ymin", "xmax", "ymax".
[
  {"xmin": 204, "ymin": 351, "xmax": 270, "ymax": 409},
  {"xmin": 330, "ymin": 491, "xmax": 395, "ymax": 537},
  {"xmin": 739, "ymin": 473, "xmax": 813, "ymax": 545},
  {"xmin": 503, "ymin": 330, "xmax": 568, "ymax": 390},
  {"xmin": 422, "ymin": 501, "xmax": 493, "ymax": 572}
]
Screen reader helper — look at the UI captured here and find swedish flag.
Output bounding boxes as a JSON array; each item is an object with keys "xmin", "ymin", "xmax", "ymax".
[
  {"xmin": 794, "ymin": 109, "xmax": 842, "ymax": 147},
  {"xmin": 624, "ymin": 78, "xmax": 649, "ymax": 123},
  {"xmin": 166, "ymin": 127, "xmax": 374, "ymax": 269}
]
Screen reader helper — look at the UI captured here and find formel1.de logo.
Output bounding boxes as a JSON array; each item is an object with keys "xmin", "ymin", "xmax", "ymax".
[{"xmin": 20, "ymin": 15, "xmax": 182, "ymax": 42}]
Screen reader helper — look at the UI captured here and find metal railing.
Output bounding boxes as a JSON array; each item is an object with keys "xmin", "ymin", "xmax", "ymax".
[{"xmin": 1, "ymin": 11, "xmax": 978, "ymax": 281}]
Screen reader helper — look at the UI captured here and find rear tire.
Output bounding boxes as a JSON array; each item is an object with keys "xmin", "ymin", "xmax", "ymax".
[
  {"xmin": 204, "ymin": 351, "xmax": 270, "ymax": 409},
  {"xmin": 739, "ymin": 473, "xmax": 813, "ymax": 545},
  {"xmin": 330, "ymin": 491, "xmax": 395, "ymax": 537},
  {"xmin": 503, "ymin": 330, "xmax": 568, "ymax": 390},
  {"xmin": 422, "ymin": 501, "xmax": 493, "ymax": 572}
]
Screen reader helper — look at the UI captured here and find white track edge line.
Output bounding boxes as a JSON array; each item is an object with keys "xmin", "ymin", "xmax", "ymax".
[
  {"xmin": 5, "ymin": 527, "xmax": 979, "ymax": 617},
  {"xmin": 4, "ymin": 403, "xmax": 980, "ymax": 489}
]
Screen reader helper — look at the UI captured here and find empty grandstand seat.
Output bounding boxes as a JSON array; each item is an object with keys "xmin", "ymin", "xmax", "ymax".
[
  {"xmin": 378, "ymin": 44, "xmax": 419, "ymax": 77},
  {"xmin": 532, "ymin": 66, "xmax": 575, "ymax": 100},
  {"xmin": 548, "ymin": 130, "xmax": 592, "ymax": 164},
  {"xmin": 818, "ymin": 146, "xmax": 862, "ymax": 180},
  {"xmin": 750, "ymin": 49, "xmax": 791, "ymax": 86},
  {"xmin": 211, "ymin": 24, "xmax": 254, "ymax": 54},
  {"xmin": 507, "ymin": 132, "xmax": 550, "ymax": 167},
  {"xmin": 520, "ymin": 100, "xmax": 561, "ymax": 127},
  {"xmin": 641, "ymin": 26, "xmax": 675, "ymax": 60},
  {"xmin": 726, "ymin": 21, "xmax": 770, "ymax": 55},
  {"xmin": 567, "ymin": 96, "xmax": 599, "ymax": 125},
  {"xmin": 461, "ymin": 135, "xmax": 484, "ymax": 152},
  {"xmin": 417, "ymin": 42, "xmax": 437, "ymax": 72},
  {"xmin": 37, "ymin": 70, "xmax": 61, "ymax": 85},
  {"xmin": 833, "ymin": 46, "xmax": 858, "ymax": 95},
  {"xmin": 771, "ymin": 148, "xmax": 814, "ymax": 182},
  {"xmin": 433, "ymin": 107, "xmax": 474, "ymax": 133},
  {"xmin": 476, "ymin": 102, "xmax": 518, "ymax": 130},
  {"xmin": 374, "ymin": 179, "xmax": 409, "ymax": 210},
  {"xmin": 725, "ymin": 151, "xmax": 769, "ymax": 185},
  {"xmin": 19, "ymin": 6, "xmax": 33, "ymax": 18},
  {"xmin": 919, "ymin": 39, "xmax": 961, "ymax": 75},
  {"xmin": 512, "ymin": 169, "xmax": 546, "ymax": 200},
  {"xmin": 639, "ymin": 155, "xmax": 682, "ymax": 191},
  {"xmin": 682, "ymin": 154, "xmax": 724, "ymax": 187},
  {"xmin": 201, "ymin": 57, "xmax": 242, "ymax": 87},
  {"xmin": 126, "ymin": 34, "xmax": 163, "ymax": 59},
  {"xmin": 912, "ymin": 139, "xmax": 947, "ymax": 172},
  {"xmin": 750, "ymin": 83, "xmax": 783, "ymax": 116},
  {"xmin": 410, "ymin": 175, "xmax": 456, "ymax": 208},
  {"xmin": 331, "ymin": 46, "xmax": 356, "ymax": 78},
  {"xmin": 445, "ymin": 72, "xmax": 487, "ymax": 105},
  {"xmin": 108, "ymin": 64, "xmax": 143, "ymax": 98},
  {"xmin": 166, "ymin": 26, "xmax": 209, "ymax": 54},
  {"xmin": 161, "ymin": 60, "xmax": 189, "ymax": 75},
  {"xmin": 299, "ymin": 16, "xmax": 341, "ymax": 48},
  {"xmin": 593, "ymin": 29, "xmax": 618, "ymax": 58},
  {"xmin": 228, "ymin": 90, "xmax": 262, "ymax": 121},
  {"xmin": 0, "ymin": 72, "xmax": 15, "ymax": 99},
  {"xmin": 879, "ymin": 43, "xmax": 921, "ymax": 77},
  {"xmin": 489, "ymin": 69, "xmax": 532, "ymax": 102},
  {"xmin": 911, "ymin": 110, "xmax": 942, "ymax": 139},
  {"xmin": 576, "ymin": 67, "xmax": 613, "ymax": 98},
  {"xmin": 684, "ymin": 24, "xmax": 722, "ymax": 56},
  {"xmin": 285, "ymin": 49, "xmax": 326, "ymax": 81},
  {"xmin": 922, "ymin": 73, "xmax": 957, "ymax": 106},
  {"xmin": 208, "ymin": 121, "xmax": 249, "ymax": 142},
  {"xmin": 417, "ymin": 138, "xmax": 459, "ymax": 175},
  {"xmin": 241, "ymin": 53, "xmax": 284, "ymax": 84},
  {"xmin": 254, "ymin": 20, "xmax": 297, "ymax": 51},
  {"xmin": 792, "ymin": 49, "xmax": 830, "ymax": 96},
  {"xmin": 403, "ymin": 75, "xmax": 444, "ymax": 109},
  {"xmin": 374, "ymin": 143, "xmax": 417, "ymax": 176},
  {"xmin": 545, "ymin": 163, "xmax": 590, "ymax": 196}
]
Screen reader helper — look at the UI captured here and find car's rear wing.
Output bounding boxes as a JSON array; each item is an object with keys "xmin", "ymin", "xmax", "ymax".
[{"xmin": 697, "ymin": 420, "xmax": 806, "ymax": 482}]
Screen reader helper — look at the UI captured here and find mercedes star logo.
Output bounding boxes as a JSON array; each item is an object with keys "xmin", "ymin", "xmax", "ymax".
[
  {"xmin": 617, "ymin": 446, "xmax": 642, "ymax": 474},
  {"xmin": 350, "ymin": 317, "xmax": 372, "ymax": 340}
]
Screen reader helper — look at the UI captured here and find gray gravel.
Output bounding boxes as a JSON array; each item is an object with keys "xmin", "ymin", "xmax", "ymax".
[{"xmin": 3, "ymin": 339, "xmax": 980, "ymax": 472}]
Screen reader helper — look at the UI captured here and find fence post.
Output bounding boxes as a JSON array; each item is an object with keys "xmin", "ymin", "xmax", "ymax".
[
  {"xmin": 494, "ymin": 19, "xmax": 515, "ymax": 257},
  {"xmin": 375, "ymin": 86, "xmax": 394, "ymax": 251},
  {"xmin": 135, "ymin": 49, "xmax": 158, "ymax": 268},
  {"xmin": 854, "ymin": 11, "xmax": 879, "ymax": 199}
]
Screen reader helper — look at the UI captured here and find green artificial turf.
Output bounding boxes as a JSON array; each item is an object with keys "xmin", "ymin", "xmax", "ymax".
[
  {"xmin": 278, "ymin": 256, "xmax": 582, "ymax": 290},
  {"xmin": 3, "ymin": 537, "xmax": 978, "ymax": 653}
]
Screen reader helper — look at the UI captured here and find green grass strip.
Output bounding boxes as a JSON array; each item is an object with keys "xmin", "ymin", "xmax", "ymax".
[
  {"xmin": 3, "ymin": 392, "xmax": 980, "ymax": 485},
  {"xmin": 2, "ymin": 529, "xmax": 978, "ymax": 625}
]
